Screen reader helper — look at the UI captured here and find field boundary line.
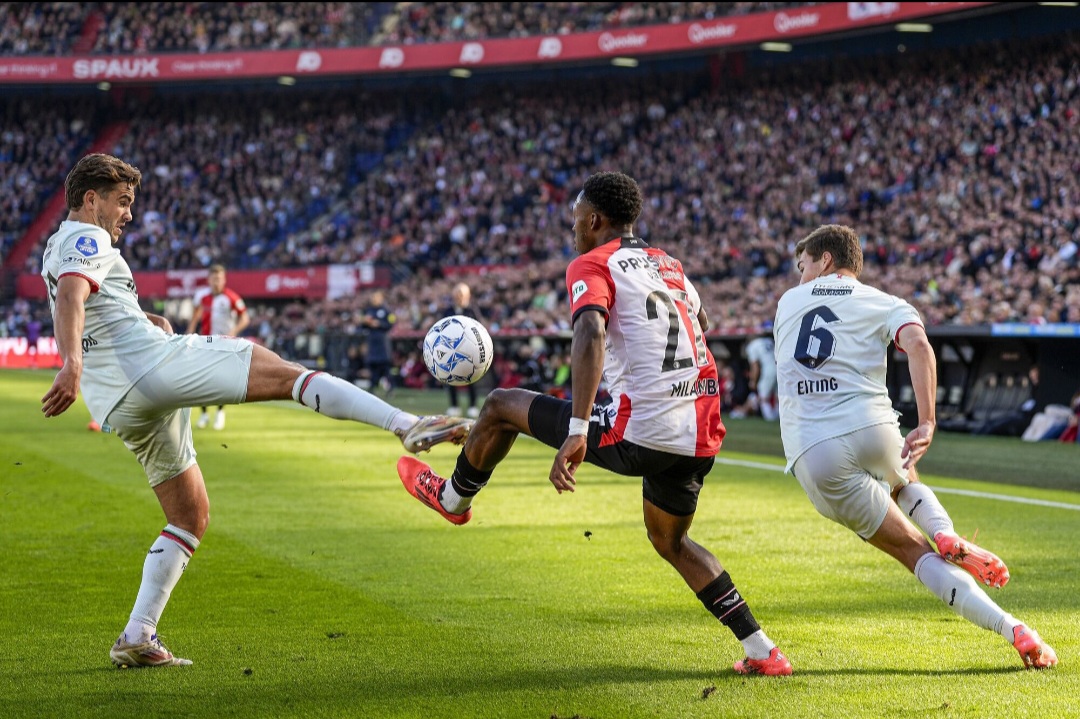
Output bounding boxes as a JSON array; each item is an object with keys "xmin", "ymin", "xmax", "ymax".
[{"xmin": 714, "ymin": 457, "xmax": 1080, "ymax": 512}]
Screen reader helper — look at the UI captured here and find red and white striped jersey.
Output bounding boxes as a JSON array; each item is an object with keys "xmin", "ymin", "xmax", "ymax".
[
  {"xmin": 566, "ymin": 236, "xmax": 724, "ymax": 457},
  {"xmin": 193, "ymin": 287, "xmax": 246, "ymax": 335}
]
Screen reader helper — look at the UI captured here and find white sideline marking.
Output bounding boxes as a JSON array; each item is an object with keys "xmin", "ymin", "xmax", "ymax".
[{"xmin": 714, "ymin": 457, "xmax": 1080, "ymax": 512}]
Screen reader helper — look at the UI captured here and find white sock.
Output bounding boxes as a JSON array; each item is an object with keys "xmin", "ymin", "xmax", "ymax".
[
  {"xmin": 740, "ymin": 629, "xmax": 776, "ymax": 661},
  {"xmin": 291, "ymin": 371, "xmax": 417, "ymax": 432},
  {"xmin": 123, "ymin": 525, "xmax": 200, "ymax": 643},
  {"xmin": 914, "ymin": 553, "xmax": 1018, "ymax": 641},
  {"xmin": 439, "ymin": 480, "xmax": 472, "ymax": 514},
  {"xmin": 897, "ymin": 483, "xmax": 954, "ymax": 539}
]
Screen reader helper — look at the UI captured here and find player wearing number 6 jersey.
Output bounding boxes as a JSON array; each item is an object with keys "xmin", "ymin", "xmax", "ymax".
[
  {"xmin": 398, "ymin": 171, "xmax": 791, "ymax": 677},
  {"xmin": 774, "ymin": 224, "xmax": 1056, "ymax": 670}
]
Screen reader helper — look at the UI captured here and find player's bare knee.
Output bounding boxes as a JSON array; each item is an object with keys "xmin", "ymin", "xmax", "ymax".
[
  {"xmin": 478, "ymin": 388, "xmax": 519, "ymax": 424},
  {"xmin": 646, "ymin": 529, "xmax": 685, "ymax": 563}
]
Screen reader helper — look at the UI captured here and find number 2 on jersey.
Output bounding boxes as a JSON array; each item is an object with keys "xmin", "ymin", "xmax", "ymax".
[
  {"xmin": 646, "ymin": 289, "xmax": 708, "ymax": 372},
  {"xmin": 794, "ymin": 306, "xmax": 840, "ymax": 369}
]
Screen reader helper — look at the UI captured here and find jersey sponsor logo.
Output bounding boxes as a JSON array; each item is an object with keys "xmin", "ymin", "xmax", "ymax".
[
  {"xmin": 811, "ymin": 286, "xmax": 853, "ymax": 296},
  {"xmin": 670, "ymin": 377, "xmax": 719, "ymax": 397},
  {"xmin": 75, "ymin": 236, "xmax": 99, "ymax": 257},
  {"xmin": 572, "ymin": 280, "xmax": 588, "ymax": 303},
  {"xmin": 81, "ymin": 335, "xmax": 98, "ymax": 354},
  {"xmin": 62, "ymin": 255, "xmax": 96, "ymax": 267},
  {"xmin": 797, "ymin": 377, "xmax": 838, "ymax": 395}
]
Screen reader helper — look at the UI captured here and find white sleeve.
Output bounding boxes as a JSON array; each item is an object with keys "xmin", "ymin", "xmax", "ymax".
[{"xmin": 55, "ymin": 228, "xmax": 118, "ymax": 293}]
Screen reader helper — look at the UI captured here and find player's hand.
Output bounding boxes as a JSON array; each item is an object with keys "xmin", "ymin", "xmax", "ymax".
[
  {"xmin": 549, "ymin": 434, "xmax": 586, "ymax": 493},
  {"xmin": 901, "ymin": 421, "xmax": 935, "ymax": 469},
  {"xmin": 146, "ymin": 313, "xmax": 174, "ymax": 334},
  {"xmin": 41, "ymin": 364, "xmax": 81, "ymax": 418}
]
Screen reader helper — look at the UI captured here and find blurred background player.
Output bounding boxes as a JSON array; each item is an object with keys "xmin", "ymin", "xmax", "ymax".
[
  {"xmin": 186, "ymin": 264, "xmax": 249, "ymax": 430},
  {"xmin": 360, "ymin": 290, "xmax": 395, "ymax": 397},
  {"xmin": 443, "ymin": 281, "xmax": 481, "ymax": 418},
  {"xmin": 744, "ymin": 330, "xmax": 778, "ymax": 421},
  {"xmin": 774, "ymin": 224, "xmax": 1056, "ymax": 670}
]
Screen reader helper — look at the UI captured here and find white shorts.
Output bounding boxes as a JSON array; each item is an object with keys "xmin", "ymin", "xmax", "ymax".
[
  {"xmin": 791, "ymin": 422, "xmax": 909, "ymax": 540},
  {"xmin": 106, "ymin": 335, "xmax": 253, "ymax": 486}
]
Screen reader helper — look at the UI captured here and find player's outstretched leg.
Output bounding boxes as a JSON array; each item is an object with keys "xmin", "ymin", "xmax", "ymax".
[{"xmin": 286, "ymin": 369, "xmax": 472, "ymax": 452}]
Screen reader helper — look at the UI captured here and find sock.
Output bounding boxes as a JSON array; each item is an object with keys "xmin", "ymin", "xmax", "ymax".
[
  {"xmin": 440, "ymin": 451, "xmax": 492, "ymax": 514},
  {"xmin": 896, "ymin": 482, "xmax": 954, "ymax": 540},
  {"xmin": 123, "ymin": 525, "xmax": 200, "ymax": 643},
  {"xmin": 292, "ymin": 371, "xmax": 417, "ymax": 432},
  {"xmin": 914, "ymin": 553, "xmax": 1018, "ymax": 641},
  {"xmin": 696, "ymin": 571, "xmax": 770, "ymax": 658}
]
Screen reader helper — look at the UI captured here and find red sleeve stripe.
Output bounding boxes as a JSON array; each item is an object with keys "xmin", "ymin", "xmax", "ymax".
[
  {"xmin": 57, "ymin": 271, "xmax": 100, "ymax": 293},
  {"xmin": 893, "ymin": 322, "xmax": 922, "ymax": 352}
]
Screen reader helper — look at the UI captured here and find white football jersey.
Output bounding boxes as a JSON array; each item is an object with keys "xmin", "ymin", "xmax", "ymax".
[
  {"xmin": 774, "ymin": 273, "xmax": 922, "ymax": 471},
  {"xmin": 744, "ymin": 336, "xmax": 776, "ymax": 372},
  {"xmin": 41, "ymin": 221, "xmax": 175, "ymax": 423},
  {"xmin": 566, "ymin": 236, "xmax": 723, "ymax": 457}
]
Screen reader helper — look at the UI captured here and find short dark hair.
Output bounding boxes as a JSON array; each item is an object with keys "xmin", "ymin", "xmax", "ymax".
[
  {"xmin": 65, "ymin": 153, "xmax": 142, "ymax": 211},
  {"xmin": 795, "ymin": 224, "xmax": 864, "ymax": 277},
  {"xmin": 580, "ymin": 171, "xmax": 643, "ymax": 227}
]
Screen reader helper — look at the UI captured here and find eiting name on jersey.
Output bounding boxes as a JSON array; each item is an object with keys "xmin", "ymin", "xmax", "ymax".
[
  {"xmin": 670, "ymin": 377, "xmax": 719, "ymax": 397},
  {"xmin": 811, "ymin": 287, "xmax": 853, "ymax": 296},
  {"xmin": 797, "ymin": 377, "xmax": 838, "ymax": 395}
]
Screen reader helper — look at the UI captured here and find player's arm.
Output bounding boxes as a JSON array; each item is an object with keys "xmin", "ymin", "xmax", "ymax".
[
  {"xmin": 41, "ymin": 276, "xmax": 91, "ymax": 417},
  {"xmin": 186, "ymin": 304, "xmax": 203, "ymax": 334},
  {"xmin": 232, "ymin": 308, "xmax": 251, "ymax": 335},
  {"xmin": 549, "ymin": 308, "xmax": 605, "ymax": 493},
  {"xmin": 898, "ymin": 323, "xmax": 937, "ymax": 468},
  {"xmin": 146, "ymin": 312, "xmax": 174, "ymax": 334}
]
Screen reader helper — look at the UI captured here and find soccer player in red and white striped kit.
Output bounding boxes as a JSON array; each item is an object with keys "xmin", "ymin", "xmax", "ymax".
[{"xmin": 399, "ymin": 171, "xmax": 792, "ymax": 676}]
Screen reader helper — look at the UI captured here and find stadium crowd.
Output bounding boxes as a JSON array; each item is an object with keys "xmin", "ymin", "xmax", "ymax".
[
  {"xmin": 0, "ymin": 2, "xmax": 808, "ymax": 55},
  {"xmin": 1, "ymin": 22, "xmax": 1079, "ymax": 350},
  {"xmin": 0, "ymin": 96, "xmax": 102, "ymax": 265},
  {"xmin": 379, "ymin": 2, "xmax": 814, "ymax": 45}
]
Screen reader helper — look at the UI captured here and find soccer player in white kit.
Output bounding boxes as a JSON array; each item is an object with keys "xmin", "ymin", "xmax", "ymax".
[
  {"xmin": 186, "ymin": 264, "xmax": 249, "ymax": 430},
  {"xmin": 744, "ymin": 332, "xmax": 778, "ymax": 421},
  {"xmin": 39, "ymin": 154, "xmax": 473, "ymax": 668},
  {"xmin": 774, "ymin": 224, "xmax": 1056, "ymax": 670},
  {"xmin": 398, "ymin": 172, "xmax": 792, "ymax": 676}
]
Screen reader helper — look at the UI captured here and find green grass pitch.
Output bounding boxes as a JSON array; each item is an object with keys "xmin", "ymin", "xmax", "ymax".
[{"xmin": 1, "ymin": 370, "xmax": 1077, "ymax": 718}]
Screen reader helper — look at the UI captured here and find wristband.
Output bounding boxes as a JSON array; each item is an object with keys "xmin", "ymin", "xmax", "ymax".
[{"xmin": 567, "ymin": 417, "xmax": 589, "ymax": 437}]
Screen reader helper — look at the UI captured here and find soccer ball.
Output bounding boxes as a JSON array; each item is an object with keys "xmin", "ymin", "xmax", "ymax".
[{"xmin": 423, "ymin": 315, "xmax": 494, "ymax": 386}]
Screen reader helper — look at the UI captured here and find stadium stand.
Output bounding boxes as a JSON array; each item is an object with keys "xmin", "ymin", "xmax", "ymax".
[
  {"xmin": 0, "ymin": 2, "xmax": 812, "ymax": 55},
  {"xmin": 0, "ymin": 4, "xmax": 1078, "ymax": 397}
]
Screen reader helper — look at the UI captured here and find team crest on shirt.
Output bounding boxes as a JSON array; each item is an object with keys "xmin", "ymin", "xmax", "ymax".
[
  {"xmin": 572, "ymin": 280, "xmax": 588, "ymax": 303},
  {"xmin": 75, "ymin": 236, "xmax": 99, "ymax": 257}
]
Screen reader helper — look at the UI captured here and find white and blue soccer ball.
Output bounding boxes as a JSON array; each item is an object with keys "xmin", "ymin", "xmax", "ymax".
[{"xmin": 423, "ymin": 315, "xmax": 494, "ymax": 386}]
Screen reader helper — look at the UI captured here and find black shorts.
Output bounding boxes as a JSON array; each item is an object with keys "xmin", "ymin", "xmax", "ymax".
[{"xmin": 528, "ymin": 394, "xmax": 715, "ymax": 516}]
